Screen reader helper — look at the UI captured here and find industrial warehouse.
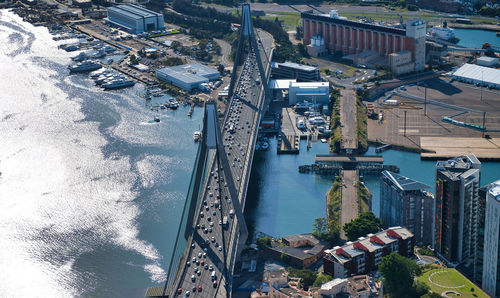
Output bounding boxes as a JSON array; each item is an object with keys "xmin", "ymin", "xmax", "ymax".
[
  {"xmin": 452, "ymin": 63, "xmax": 500, "ymax": 89},
  {"xmin": 302, "ymin": 10, "xmax": 426, "ymax": 75},
  {"xmin": 105, "ymin": 4, "xmax": 164, "ymax": 34},
  {"xmin": 156, "ymin": 63, "xmax": 220, "ymax": 91}
]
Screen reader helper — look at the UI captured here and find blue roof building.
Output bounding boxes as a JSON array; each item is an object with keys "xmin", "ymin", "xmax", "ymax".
[{"xmin": 105, "ymin": 4, "xmax": 164, "ymax": 34}]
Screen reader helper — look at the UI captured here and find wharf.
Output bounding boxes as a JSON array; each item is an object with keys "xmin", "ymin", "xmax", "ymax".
[
  {"xmin": 278, "ymin": 133, "xmax": 300, "ymax": 154},
  {"xmin": 278, "ymin": 107, "xmax": 303, "ymax": 154},
  {"xmin": 420, "ymin": 137, "xmax": 500, "ymax": 160},
  {"xmin": 299, "ymin": 162, "xmax": 399, "ymax": 175}
]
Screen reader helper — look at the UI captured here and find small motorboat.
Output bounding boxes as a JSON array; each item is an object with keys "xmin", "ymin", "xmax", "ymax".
[
  {"xmin": 154, "ymin": 116, "xmax": 160, "ymax": 123},
  {"xmin": 193, "ymin": 131, "xmax": 202, "ymax": 142}
]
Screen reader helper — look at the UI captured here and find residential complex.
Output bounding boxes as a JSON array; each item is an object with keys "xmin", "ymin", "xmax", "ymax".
[
  {"xmin": 481, "ymin": 180, "xmax": 500, "ymax": 297},
  {"xmin": 270, "ymin": 61, "xmax": 321, "ymax": 82},
  {"xmin": 302, "ymin": 11, "xmax": 426, "ymax": 74},
  {"xmin": 105, "ymin": 4, "xmax": 164, "ymax": 34},
  {"xmin": 434, "ymin": 154, "xmax": 481, "ymax": 265},
  {"xmin": 266, "ymin": 234, "xmax": 327, "ymax": 268},
  {"xmin": 380, "ymin": 171, "xmax": 434, "ymax": 245},
  {"xmin": 323, "ymin": 227, "xmax": 414, "ymax": 278}
]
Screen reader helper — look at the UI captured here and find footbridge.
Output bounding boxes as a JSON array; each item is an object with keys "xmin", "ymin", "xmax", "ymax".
[{"xmin": 145, "ymin": 4, "xmax": 273, "ymax": 297}]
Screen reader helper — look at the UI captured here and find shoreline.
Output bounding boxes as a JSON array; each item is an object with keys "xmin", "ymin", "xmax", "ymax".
[{"xmin": 449, "ymin": 23, "xmax": 500, "ymax": 32}]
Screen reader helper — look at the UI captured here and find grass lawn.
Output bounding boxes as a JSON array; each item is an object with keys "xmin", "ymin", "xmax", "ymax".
[
  {"xmin": 417, "ymin": 267, "xmax": 488, "ymax": 298},
  {"xmin": 263, "ymin": 12, "xmax": 301, "ymax": 27}
]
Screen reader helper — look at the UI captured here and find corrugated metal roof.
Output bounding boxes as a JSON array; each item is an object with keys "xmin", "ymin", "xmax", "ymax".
[
  {"xmin": 157, "ymin": 68, "xmax": 208, "ymax": 84},
  {"xmin": 453, "ymin": 63, "xmax": 500, "ymax": 86},
  {"xmin": 278, "ymin": 61, "xmax": 318, "ymax": 72}
]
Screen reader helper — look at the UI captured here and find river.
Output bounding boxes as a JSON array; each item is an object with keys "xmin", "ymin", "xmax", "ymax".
[{"xmin": 0, "ymin": 10, "xmax": 202, "ymax": 297}]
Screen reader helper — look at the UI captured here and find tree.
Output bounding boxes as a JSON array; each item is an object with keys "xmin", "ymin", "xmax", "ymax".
[
  {"xmin": 313, "ymin": 274, "xmax": 333, "ymax": 287},
  {"xmin": 343, "ymin": 212, "xmax": 382, "ymax": 241},
  {"xmin": 217, "ymin": 64, "xmax": 225, "ymax": 74},
  {"xmin": 312, "ymin": 217, "xmax": 340, "ymax": 244},
  {"xmin": 379, "ymin": 253, "xmax": 422, "ymax": 297},
  {"xmin": 129, "ymin": 54, "xmax": 138, "ymax": 65},
  {"xmin": 288, "ymin": 268, "xmax": 317, "ymax": 290},
  {"xmin": 256, "ymin": 237, "xmax": 271, "ymax": 249}
]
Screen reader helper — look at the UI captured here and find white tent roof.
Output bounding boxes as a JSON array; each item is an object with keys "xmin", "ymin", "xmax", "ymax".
[{"xmin": 453, "ymin": 63, "xmax": 500, "ymax": 85}]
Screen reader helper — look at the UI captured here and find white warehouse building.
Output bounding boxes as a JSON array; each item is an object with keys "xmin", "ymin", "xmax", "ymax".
[
  {"xmin": 106, "ymin": 4, "xmax": 164, "ymax": 34},
  {"xmin": 452, "ymin": 63, "xmax": 500, "ymax": 89},
  {"xmin": 288, "ymin": 81, "xmax": 329, "ymax": 105},
  {"xmin": 156, "ymin": 63, "xmax": 220, "ymax": 91}
]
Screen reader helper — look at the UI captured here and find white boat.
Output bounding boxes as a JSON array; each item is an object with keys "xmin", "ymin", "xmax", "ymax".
[
  {"xmin": 68, "ymin": 60, "xmax": 101, "ymax": 73},
  {"xmin": 102, "ymin": 79, "xmax": 135, "ymax": 90},
  {"xmin": 193, "ymin": 131, "xmax": 202, "ymax": 142},
  {"xmin": 260, "ymin": 141, "xmax": 269, "ymax": 150},
  {"xmin": 429, "ymin": 22, "xmax": 459, "ymax": 43}
]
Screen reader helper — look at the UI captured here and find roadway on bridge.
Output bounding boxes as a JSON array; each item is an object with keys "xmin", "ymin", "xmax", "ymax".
[{"xmin": 174, "ymin": 40, "xmax": 271, "ymax": 296}]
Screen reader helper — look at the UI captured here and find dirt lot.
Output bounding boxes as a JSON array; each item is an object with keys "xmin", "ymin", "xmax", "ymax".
[{"xmin": 367, "ymin": 77, "xmax": 500, "ymax": 150}]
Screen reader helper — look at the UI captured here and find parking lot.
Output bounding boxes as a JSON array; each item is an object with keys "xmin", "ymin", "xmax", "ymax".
[{"xmin": 368, "ymin": 77, "xmax": 500, "ymax": 149}]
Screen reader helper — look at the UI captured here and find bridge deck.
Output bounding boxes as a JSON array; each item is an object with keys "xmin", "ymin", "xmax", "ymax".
[{"xmin": 171, "ymin": 39, "xmax": 272, "ymax": 298}]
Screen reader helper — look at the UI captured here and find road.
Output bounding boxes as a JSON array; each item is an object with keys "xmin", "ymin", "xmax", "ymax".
[
  {"xmin": 173, "ymin": 38, "xmax": 272, "ymax": 297},
  {"xmin": 340, "ymin": 89, "xmax": 357, "ymax": 150},
  {"xmin": 214, "ymin": 38, "xmax": 232, "ymax": 69},
  {"xmin": 341, "ymin": 169, "xmax": 358, "ymax": 232}
]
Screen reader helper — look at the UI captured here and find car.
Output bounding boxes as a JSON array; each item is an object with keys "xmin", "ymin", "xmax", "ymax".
[
  {"xmin": 207, "ymin": 216, "xmax": 211, "ymax": 221},
  {"xmin": 203, "ymin": 252, "xmax": 207, "ymax": 258},
  {"xmin": 211, "ymin": 236, "xmax": 215, "ymax": 242},
  {"xmin": 191, "ymin": 275, "xmax": 195, "ymax": 282},
  {"xmin": 191, "ymin": 243, "xmax": 195, "ymax": 249},
  {"xmin": 177, "ymin": 288, "xmax": 182, "ymax": 294},
  {"xmin": 213, "ymin": 280, "xmax": 217, "ymax": 287},
  {"xmin": 196, "ymin": 224, "xmax": 200, "ymax": 229},
  {"xmin": 204, "ymin": 264, "xmax": 209, "ymax": 270},
  {"xmin": 201, "ymin": 260, "xmax": 205, "ymax": 266},
  {"xmin": 198, "ymin": 252, "xmax": 202, "ymax": 258},
  {"xmin": 212, "ymin": 211, "xmax": 216, "ymax": 216},
  {"xmin": 218, "ymin": 247, "xmax": 222, "ymax": 251},
  {"xmin": 200, "ymin": 212, "xmax": 204, "ymax": 218},
  {"xmin": 196, "ymin": 270, "xmax": 201, "ymax": 276},
  {"xmin": 215, "ymin": 242, "xmax": 219, "ymax": 247},
  {"xmin": 185, "ymin": 290, "xmax": 190, "ymax": 296},
  {"xmin": 186, "ymin": 261, "xmax": 190, "ymax": 266},
  {"xmin": 209, "ymin": 265, "xmax": 213, "ymax": 271},
  {"xmin": 208, "ymin": 227, "xmax": 212, "ymax": 233},
  {"xmin": 197, "ymin": 285, "xmax": 202, "ymax": 292},
  {"xmin": 192, "ymin": 257, "xmax": 196, "ymax": 263},
  {"xmin": 205, "ymin": 238, "xmax": 210, "ymax": 244},
  {"xmin": 219, "ymin": 220, "xmax": 222, "ymax": 225}
]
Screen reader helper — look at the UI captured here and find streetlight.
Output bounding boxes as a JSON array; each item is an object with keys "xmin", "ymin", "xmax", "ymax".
[{"xmin": 480, "ymin": 70, "xmax": 484, "ymax": 102}]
